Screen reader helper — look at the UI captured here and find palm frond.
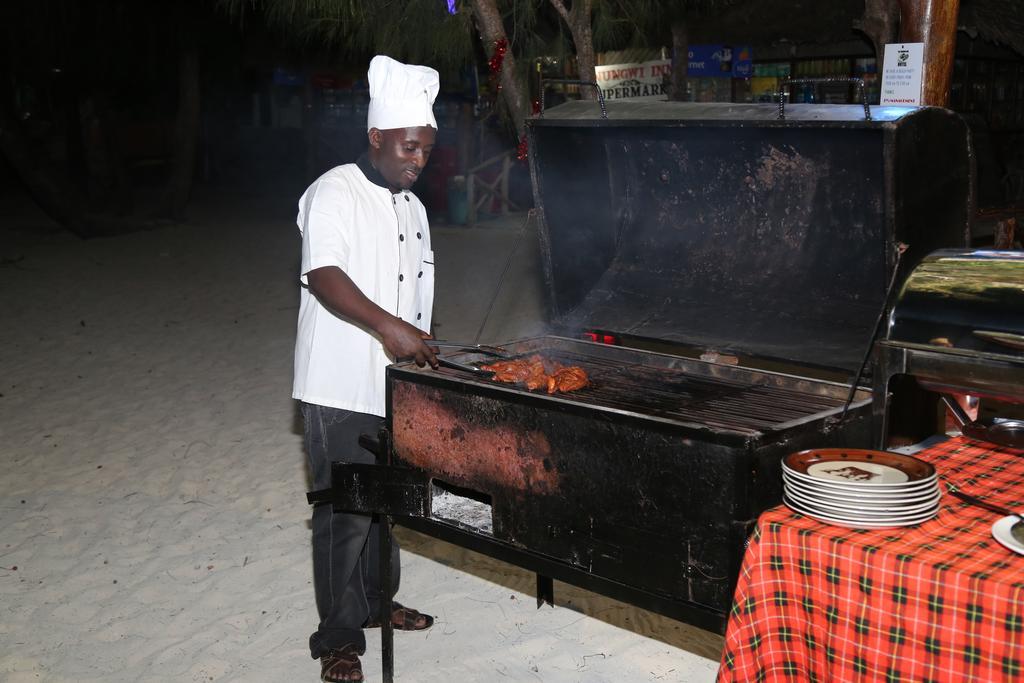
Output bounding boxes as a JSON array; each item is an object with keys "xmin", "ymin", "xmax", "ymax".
[{"xmin": 218, "ymin": 0, "xmax": 476, "ymax": 70}]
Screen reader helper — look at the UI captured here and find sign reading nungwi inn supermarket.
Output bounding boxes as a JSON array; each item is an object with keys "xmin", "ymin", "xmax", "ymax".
[{"xmin": 595, "ymin": 59, "xmax": 671, "ymax": 100}]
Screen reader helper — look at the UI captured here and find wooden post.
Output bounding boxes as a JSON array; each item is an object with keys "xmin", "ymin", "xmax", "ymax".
[
  {"xmin": 994, "ymin": 217, "xmax": 1019, "ymax": 249},
  {"xmin": 896, "ymin": 0, "xmax": 961, "ymax": 106},
  {"xmin": 501, "ymin": 155, "xmax": 510, "ymax": 215}
]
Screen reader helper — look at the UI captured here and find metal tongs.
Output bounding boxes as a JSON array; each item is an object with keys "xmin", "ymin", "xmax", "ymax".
[
  {"xmin": 427, "ymin": 340, "xmax": 508, "ymax": 377},
  {"xmin": 435, "ymin": 357, "xmax": 495, "ymax": 376},
  {"xmin": 428, "ymin": 340, "xmax": 510, "ymax": 358}
]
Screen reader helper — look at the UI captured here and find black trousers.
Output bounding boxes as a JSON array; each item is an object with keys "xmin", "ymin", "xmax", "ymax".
[{"xmin": 303, "ymin": 403, "xmax": 400, "ymax": 659}]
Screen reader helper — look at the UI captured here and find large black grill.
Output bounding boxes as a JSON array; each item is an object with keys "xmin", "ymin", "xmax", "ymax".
[{"xmin": 312, "ymin": 99, "xmax": 973, "ymax": 637}]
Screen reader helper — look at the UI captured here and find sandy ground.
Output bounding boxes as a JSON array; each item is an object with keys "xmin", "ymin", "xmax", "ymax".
[{"xmin": 0, "ymin": 191, "xmax": 723, "ymax": 682}]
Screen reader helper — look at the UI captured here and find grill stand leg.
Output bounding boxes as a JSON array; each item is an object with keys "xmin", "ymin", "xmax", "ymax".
[
  {"xmin": 378, "ymin": 425, "xmax": 395, "ymax": 683},
  {"xmin": 380, "ymin": 514, "xmax": 394, "ymax": 683},
  {"xmin": 536, "ymin": 573, "xmax": 554, "ymax": 609}
]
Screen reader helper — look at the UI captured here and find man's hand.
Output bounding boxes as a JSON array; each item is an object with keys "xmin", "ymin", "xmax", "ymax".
[
  {"xmin": 377, "ymin": 318, "xmax": 437, "ymax": 368},
  {"xmin": 306, "ymin": 266, "xmax": 437, "ymax": 368}
]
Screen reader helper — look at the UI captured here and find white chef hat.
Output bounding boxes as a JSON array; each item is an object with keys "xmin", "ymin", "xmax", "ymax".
[{"xmin": 366, "ymin": 55, "xmax": 439, "ymax": 132}]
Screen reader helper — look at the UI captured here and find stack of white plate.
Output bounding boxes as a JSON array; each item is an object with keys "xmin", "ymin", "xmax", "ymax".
[{"xmin": 782, "ymin": 448, "xmax": 940, "ymax": 528}]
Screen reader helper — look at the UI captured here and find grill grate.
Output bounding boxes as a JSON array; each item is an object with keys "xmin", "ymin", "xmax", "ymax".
[{"xmin": 472, "ymin": 349, "xmax": 848, "ymax": 434}]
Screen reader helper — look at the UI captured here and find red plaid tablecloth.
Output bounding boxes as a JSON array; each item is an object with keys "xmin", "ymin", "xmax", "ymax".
[{"xmin": 718, "ymin": 436, "xmax": 1024, "ymax": 683}]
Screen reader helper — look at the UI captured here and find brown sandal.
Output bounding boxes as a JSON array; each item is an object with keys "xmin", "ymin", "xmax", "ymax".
[
  {"xmin": 364, "ymin": 602, "xmax": 434, "ymax": 631},
  {"xmin": 320, "ymin": 644, "xmax": 363, "ymax": 682}
]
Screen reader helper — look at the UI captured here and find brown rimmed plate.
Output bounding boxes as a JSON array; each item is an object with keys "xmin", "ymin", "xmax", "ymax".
[
  {"xmin": 783, "ymin": 448, "xmax": 936, "ymax": 487},
  {"xmin": 783, "ymin": 470, "xmax": 940, "ymax": 500},
  {"xmin": 784, "ymin": 494, "xmax": 938, "ymax": 529},
  {"xmin": 783, "ymin": 479, "xmax": 941, "ymax": 513}
]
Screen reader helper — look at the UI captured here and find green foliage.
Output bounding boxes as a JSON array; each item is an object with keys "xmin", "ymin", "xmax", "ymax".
[
  {"xmin": 218, "ymin": 0, "xmax": 476, "ymax": 70},
  {"xmin": 591, "ymin": 0, "xmax": 669, "ymax": 51},
  {"xmin": 218, "ymin": 0, "xmax": 690, "ymax": 68},
  {"xmin": 498, "ymin": 0, "xmax": 675, "ymax": 60}
]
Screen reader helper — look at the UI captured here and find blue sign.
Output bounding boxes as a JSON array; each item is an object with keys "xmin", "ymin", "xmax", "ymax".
[
  {"xmin": 732, "ymin": 46, "xmax": 753, "ymax": 78},
  {"xmin": 273, "ymin": 67, "xmax": 305, "ymax": 87},
  {"xmin": 687, "ymin": 45, "xmax": 753, "ymax": 78}
]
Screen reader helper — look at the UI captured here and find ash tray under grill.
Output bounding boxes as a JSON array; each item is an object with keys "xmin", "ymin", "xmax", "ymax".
[{"xmin": 962, "ymin": 419, "xmax": 1024, "ymax": 450}]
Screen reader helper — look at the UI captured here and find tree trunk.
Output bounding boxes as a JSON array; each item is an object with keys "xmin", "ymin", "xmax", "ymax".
[
  {"xmin": 0, "ymin": 55, "xmax": 140, "ymax": 237},
  {"xmin": 0, "ymin": 113, "xmax": 91, "ymax": 236},
  {"xmin": 669, "ymin": 21, "xmax": 689, "ymax": 101},
  {"xmin": 549, "ymin": 0, "xmax": 596, "ymax": 99},
  {"xmin": 78, "ymin": 93, "xmax": 132, "ymax": 214},
  {"xmin": 0, "ymin": 110, "xmax": 156, "ymax": 237},
  {"xmin": 853, "ymin": 0, "xmax": 901, "ymax": 63},
  {"xmin": 162, "ymin": 40, "xmax": 200, "ymax": 221},
  {"xmin": 897, "ymin": 0, "xmax": 960, "ymax": 106},
  {"xmin": 470, "ymin": 0, "xmax": 529, "ymax": 140}
]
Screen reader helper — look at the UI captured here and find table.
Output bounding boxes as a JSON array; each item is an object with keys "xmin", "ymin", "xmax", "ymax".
[{"xmin": 717, "ymin": 436, "xmax": 1024, "ymax": 682}]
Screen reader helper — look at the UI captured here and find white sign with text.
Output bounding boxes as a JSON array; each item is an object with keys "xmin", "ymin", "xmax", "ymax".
[
  {"xmin": 880, "ymin": 43, "xmax": 924, "ymax": 105},
  {"xmin": 595, "ymin": 59, "xmax": 671, "ymax": 100}
]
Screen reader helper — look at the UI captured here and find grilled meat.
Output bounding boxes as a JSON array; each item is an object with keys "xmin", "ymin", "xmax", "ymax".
[
  {"xmin": 547, "ymin": 366, "xmax": 589, "ymax": 394},
  {"xmin": 480, "ymin": 355, "xmax": 590, "ymax": 394}
]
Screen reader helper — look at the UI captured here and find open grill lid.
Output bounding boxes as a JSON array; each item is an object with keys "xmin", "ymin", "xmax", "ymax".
[{"xmin": 525, "ymin": 101, "xmax": 972, "ymax": 376}]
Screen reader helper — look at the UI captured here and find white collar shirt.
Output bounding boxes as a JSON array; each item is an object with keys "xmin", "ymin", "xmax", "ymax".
[{"xmin": 293, "ymin": 157, "xmax": 434, "ymax": 417}]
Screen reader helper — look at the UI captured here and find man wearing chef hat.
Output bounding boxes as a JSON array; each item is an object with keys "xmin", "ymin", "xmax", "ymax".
[{"xmin": 294, "ymin": 55, "xmax": 440, "ymax": 682}]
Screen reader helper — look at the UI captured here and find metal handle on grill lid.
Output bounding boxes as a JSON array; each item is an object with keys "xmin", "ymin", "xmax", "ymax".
[
  {"xmin": 539, "ymin": 79, "xmax": 608, "ymax": 119},
  {"xmin": 777, "ymin": 77, "xmax": 872, "ymax": 121},
  {"xmin": 973, "ymin": 330, "xmax": 1024, "ymax": 353}
]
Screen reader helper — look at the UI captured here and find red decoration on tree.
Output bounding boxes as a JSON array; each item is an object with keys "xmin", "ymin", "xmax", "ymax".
[
  {"xmin": 516, "ymin": 134, "xmax": 528, "ymax": 162},
  {"xmin": 488, "ymin": 38, "xmax": 507, "ymax": 92}
]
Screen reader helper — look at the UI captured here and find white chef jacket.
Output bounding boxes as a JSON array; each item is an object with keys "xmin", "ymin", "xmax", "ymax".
[{"xmin": 293, "ymin": 156, "xmax": 434, "ymax": 417}]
